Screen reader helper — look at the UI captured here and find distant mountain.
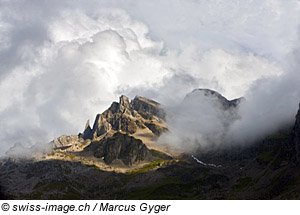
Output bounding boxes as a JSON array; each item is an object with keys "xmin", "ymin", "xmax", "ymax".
[{"xmin": 183, "ymin": 88, "xmax": 244, "ymax": 110}]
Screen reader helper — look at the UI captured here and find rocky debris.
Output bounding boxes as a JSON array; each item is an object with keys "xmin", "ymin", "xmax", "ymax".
[{"xmin": 85, "ymin": 132, "xmax": 152, "ymax": 166}]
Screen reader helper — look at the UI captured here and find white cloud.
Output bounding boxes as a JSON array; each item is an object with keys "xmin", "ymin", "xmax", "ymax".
[{"xmin": 0, "ymin": 0, "xmax": 299, "ymax": 155}]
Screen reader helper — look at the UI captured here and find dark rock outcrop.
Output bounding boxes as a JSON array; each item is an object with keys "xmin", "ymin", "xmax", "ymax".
[
  {"xmin": 79, "ymin": 120, "xmax": 93, "ymax": 140},
  {"xmin": 86, "ymin": 132, "xmax": 151, "ymax": 166}
]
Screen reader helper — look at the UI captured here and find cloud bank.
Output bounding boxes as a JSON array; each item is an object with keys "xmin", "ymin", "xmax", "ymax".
[{"xmin": 0, "ymin": 0, "xmax": 300, "ymax": 154}]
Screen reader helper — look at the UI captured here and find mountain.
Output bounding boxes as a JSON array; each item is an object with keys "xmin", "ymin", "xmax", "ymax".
[
  {"xmin": 1, "ymin": 90, "xmax": 300, "ymax": 199},
  {"xmin": 183, "ymin": 88, "xmax": 244, "ymax": 110},
  {"xmin": 49, "ymin": 95, "xmax": 170, "ymax": 168}
]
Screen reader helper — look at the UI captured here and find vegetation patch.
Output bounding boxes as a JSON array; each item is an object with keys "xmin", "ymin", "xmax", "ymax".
[{"xmin": 129, "ymin": 160, "xmax": 164, "ymax": 174}]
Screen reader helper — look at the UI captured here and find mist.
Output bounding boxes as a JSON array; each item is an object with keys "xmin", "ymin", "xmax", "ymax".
[
  {"xmin": 0, "ymin": 0, "xmax": 300, "ymax": 155},
  {"xmin": 158, "ymin": 33, "xmax": 300, "ymax": 152}
]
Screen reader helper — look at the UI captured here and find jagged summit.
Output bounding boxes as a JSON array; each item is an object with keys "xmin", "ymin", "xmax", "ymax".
[
  {"xmin": 120, "ymin": 95, "xmax": 130, "ymax": 108},
  {"xmin": 83, "ymin": 95, "xmax": 167, "ymax": 140},
  {"xmin": 79, "ymin": 120, "xmax": 93, "ymax": 140}
]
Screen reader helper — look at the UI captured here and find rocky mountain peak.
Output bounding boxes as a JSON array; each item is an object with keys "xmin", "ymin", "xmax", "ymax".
[
  {"xmin": 80, "ymin": 120, "xmax": 93, "ymax": 140},
  {"xmin": 85, "ymin": 120, "xmax": 90, "ymax": 130},
  {"xmin": 80, "ymin": 95, "xmax": 167, "ymax": 140},
  {"xmin": 49, "ymin": 94, "xmax": 170, "ymax": 169}
]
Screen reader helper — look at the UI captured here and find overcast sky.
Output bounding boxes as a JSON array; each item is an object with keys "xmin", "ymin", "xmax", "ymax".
[{"xmin": 0, "ymin": 0, "xmax": 300, "ymax": 154}]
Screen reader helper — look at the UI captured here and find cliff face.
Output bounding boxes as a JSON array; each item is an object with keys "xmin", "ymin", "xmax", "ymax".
[
  {"xmin": 85, "ymin": 132, "xmax": 151, "ymax": 166},
  {"xmin": 131, "ymin": 96, "xmax": 166, "ymax": 120}
]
